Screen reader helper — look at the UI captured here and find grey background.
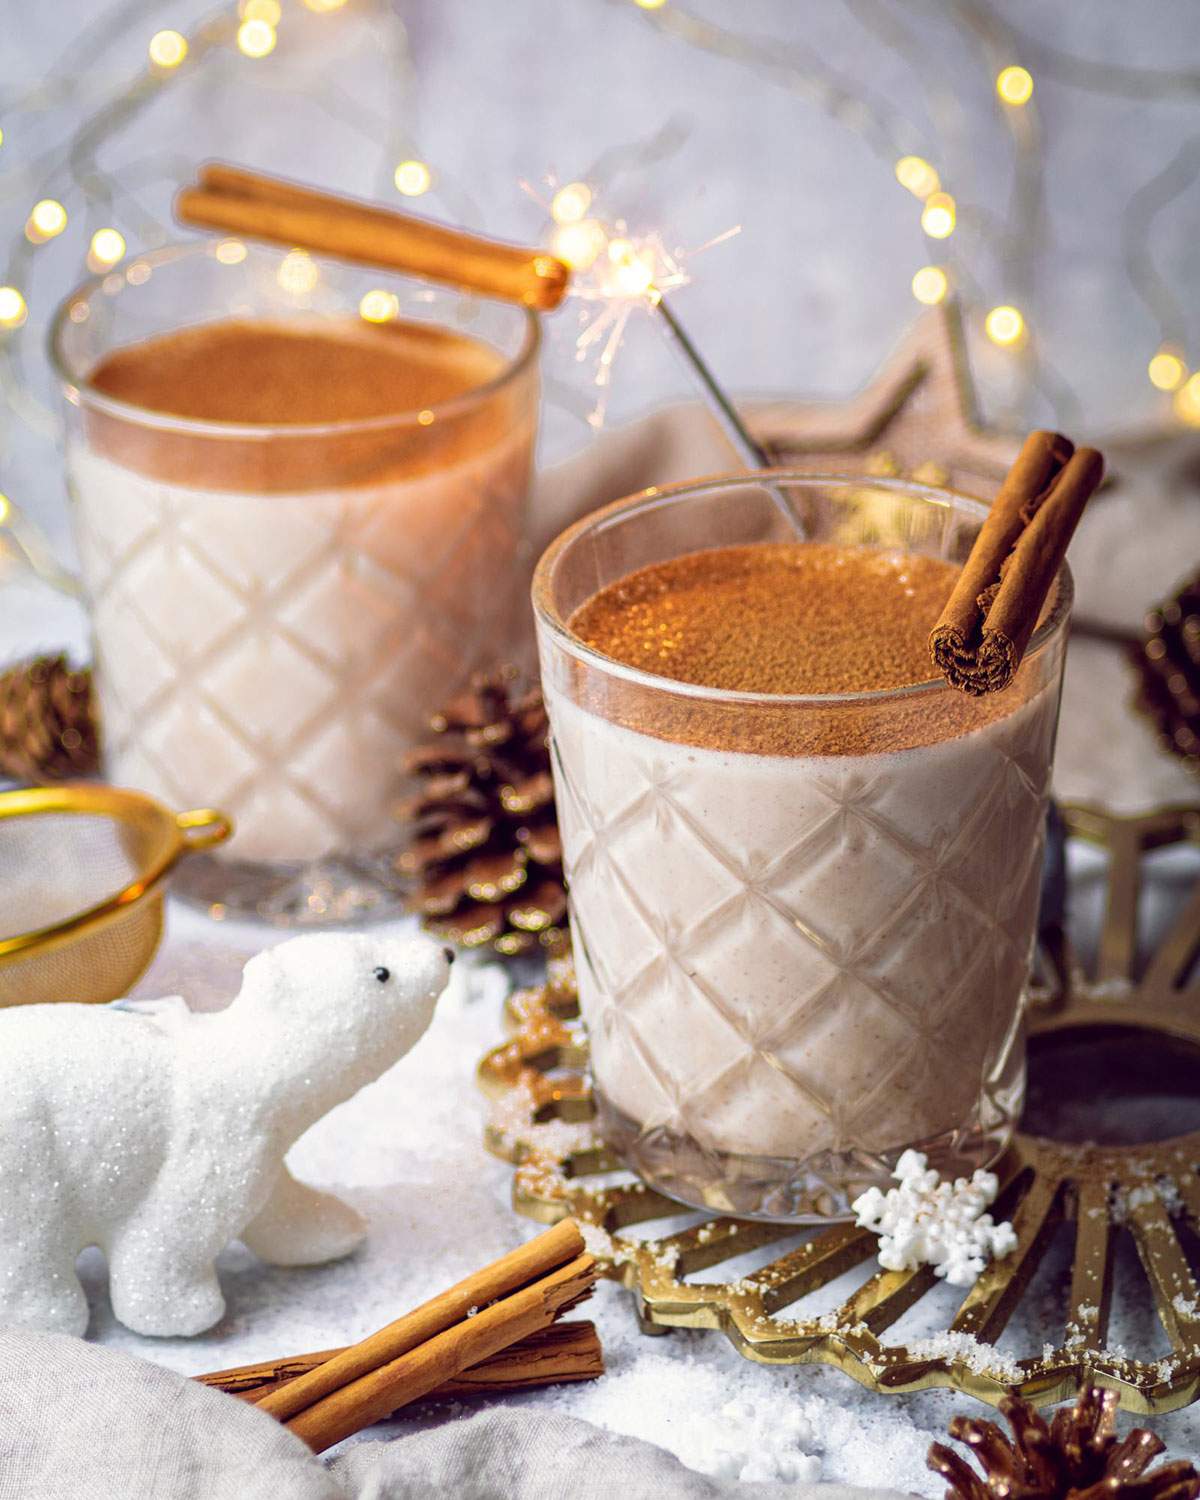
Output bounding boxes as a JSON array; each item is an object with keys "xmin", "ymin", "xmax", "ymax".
[{"xmin": 3, "ymin": 0, "xmax": 1199, "ymax": 557}]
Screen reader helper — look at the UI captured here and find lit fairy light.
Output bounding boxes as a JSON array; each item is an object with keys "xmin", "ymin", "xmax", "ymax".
[
  {"xmin": 551, "ymin": 182, "xmax": 592, "ymax": 225},
  {"xmin": 359, "ymin": 288, "xmax": 399, "ymax": 322},
  {"xmin": 237, "ymin": 17, "xmax": 277, "ymax": 57},
  {"xmin": 87, "ymin": 228, "xmax": 125, "ymax": 271},
  {"xmin": 526, "ymin": 175, "xmax": 738, "ymax": 428},
  {"xmin": 302, "ymin": 0, "xmax": 348, "ymax": 10},
  {"xmin": 996, "ymin": 65, "xmax": 1034, "ymax": 107},
  {"xmin": 277, "ymin": 249, "xmax": 318, "ymax": 294},
  {"xmin": 26, "ymin": 199, "xmax": 68, "ymax": 242},
  {"xmin": 148, "ymin": 29, "xmax": 188, "ymax": 68},
  {"xmin": 895, "ymin": 155, "xmax": 939, "ymax": 199},
  {"xmin": 921, "ymin": 191, "xmax": 956, "ymax": 239},
  {"xmin": 1148, "ymin": 348, "xmax": 1186, "ymax": 391},
  {"xmin": 911, "ymin": 264, "xmax": 948, "ymax": 305},
  {"xmin": 0, "ymin": 287, "xmax": 28, "ymax": 329},
  {"xmin": 214, "ymin": 238, "xmax": 247, "ymax": 264},
  {"xmin": 985, "ymin": 304, "xmax": 1025, "ymax": 346},
  {"xmin": 394, "ymin": 160, "xmax": 431, "ymax": 197},
  {"xmin": 241, "ymin": 0, "xmax": 281, "ymax": 23},
  {"xmin": 1174, "ymin": 373, "xmax": 1200, "ymax": 428}
]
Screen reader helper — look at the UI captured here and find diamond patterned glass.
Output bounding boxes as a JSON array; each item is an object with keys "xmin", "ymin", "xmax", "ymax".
[
  {"xmin": 53, "ymin": 243, "xmax": 538, "ymax": 917},
  {"xmin": 534, "ymin": 476, "xmax": 1071, "ymax": 1221}
]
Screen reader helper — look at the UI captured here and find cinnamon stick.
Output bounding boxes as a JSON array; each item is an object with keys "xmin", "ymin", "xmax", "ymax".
[
  {"xmin": 289, "ymin": 1251, "xmax": 596, "ymax": 1452},
  {"xmin": 256, "ymin": 1217, "xmax": 584, "ymax": 1424},
  {"xmin": 176, "ymin": 163, "xmax": 569, "ymax": 312},
  {"xmin": 930, "ymin": 430, "xmax": 1104, "ymax": 693},
  {"xmin": 197, "ymin": 1320, "xmax": 604, "ymax": 1405}
]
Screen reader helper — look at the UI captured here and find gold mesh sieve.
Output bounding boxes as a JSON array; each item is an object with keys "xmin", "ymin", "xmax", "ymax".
[{"xmin": 0, "ymin": 783, "xmax": 232, "ymax": 1007}]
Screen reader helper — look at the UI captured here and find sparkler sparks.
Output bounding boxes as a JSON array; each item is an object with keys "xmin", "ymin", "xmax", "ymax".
[{"xmin": 527, "ymin": 174, "xmax": 738, "ymax": 429}]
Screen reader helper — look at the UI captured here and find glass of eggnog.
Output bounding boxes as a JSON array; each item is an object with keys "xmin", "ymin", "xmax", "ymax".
[
  {"xmin": 51, "ymin": 240, "xmax": 538, "ymax": 921},
  {"xmin": 532, "ymin": 473, "xmax": 1070, "ymax": 1220}
]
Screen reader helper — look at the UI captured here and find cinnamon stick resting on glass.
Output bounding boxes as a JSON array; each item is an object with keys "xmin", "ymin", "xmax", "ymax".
[
  {"xmin": 176, "ymin": 162, "xmax": 570, "ymax": 312},
  {"xmin": 930, "ymin": 429, "xmax": 1105, "ymax": 694}
]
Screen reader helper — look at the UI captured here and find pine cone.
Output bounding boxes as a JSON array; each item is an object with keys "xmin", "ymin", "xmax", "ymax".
[
  {"xmin": 0, "ymin": 654, "xmax": 99, "ymax": 783},
  {"xmin": 396, "ymin": 670, "xmax": 568, "ymax": 959},
  {"xmin": 1130, "ymin": 568, "xmax": 1200, "ymax": 774},
  {"xmin": 928, "ymin": 1387, "xmax": 1199, "ymax": 1499}
]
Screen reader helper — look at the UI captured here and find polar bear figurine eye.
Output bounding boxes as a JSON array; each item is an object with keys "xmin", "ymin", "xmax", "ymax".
[{"xmin": 373, "ymin": 966, "xmax": 390, "ymax": 983}]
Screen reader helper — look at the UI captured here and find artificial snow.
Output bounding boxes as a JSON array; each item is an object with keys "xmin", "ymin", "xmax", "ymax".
[
  {"xmin": 73, "ymin": 905, "xmax": 1200, "ymax": 1497},
  {"xmin": 851, "ymin": 1151, "xmax": 1018, "ymax": 1286}
]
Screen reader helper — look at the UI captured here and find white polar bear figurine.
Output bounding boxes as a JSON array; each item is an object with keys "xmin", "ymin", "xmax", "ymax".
[{"xmin": 0, "ymin": 932, "xmax": 452, "ymax": 1338}]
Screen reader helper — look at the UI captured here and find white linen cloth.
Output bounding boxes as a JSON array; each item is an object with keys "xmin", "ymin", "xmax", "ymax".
[{"xmin": 0, "ymin": 1331, "xmax": 907, "ymax": 1500}]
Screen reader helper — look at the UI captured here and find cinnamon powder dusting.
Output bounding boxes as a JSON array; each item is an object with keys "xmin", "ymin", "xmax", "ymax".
[
  {"xmin": 565, "ymin": 543, "xmax": 1044, "ymax": 757},
  {"xmin": 570, "ymin": 543, "xmax": 958, "ymax": 695}
]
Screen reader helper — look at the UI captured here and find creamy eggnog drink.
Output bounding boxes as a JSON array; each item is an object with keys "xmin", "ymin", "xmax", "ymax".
[
  {"xmin": 533, "ymin": 476, "xmax": 1070, "ymax": 1220},
  {"xmin": 53, "ymin": 242, "xmax": 537, "ymax": 917}
]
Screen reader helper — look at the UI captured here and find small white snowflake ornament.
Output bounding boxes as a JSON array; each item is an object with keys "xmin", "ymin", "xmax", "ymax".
[
  {"xmin": 0, "ymin": 932, "xmax": 452, "ymax": 1338},
  {"xmin": 852, "ymin": 1150, "xmax": 1018, "ymax": 1287}
]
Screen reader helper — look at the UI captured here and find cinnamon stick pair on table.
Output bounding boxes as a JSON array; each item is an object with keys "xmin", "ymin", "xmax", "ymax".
[
  {"xmin": 930, "ymin": 429, "xmax": 1104, "ymax": 695},
  {"xmin": 198, "ymin": 1219, "xmax": 600, "ymax": 1454}
]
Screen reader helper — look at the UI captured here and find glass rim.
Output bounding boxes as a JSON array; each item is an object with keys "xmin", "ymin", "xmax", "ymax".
[
  {"xmin": 47, "ymin": 238, "xmax": 542, "ymax": 442},
  {"xmin": 531, "ymin": 470, "xmax": 1074, "ymax": 707}
]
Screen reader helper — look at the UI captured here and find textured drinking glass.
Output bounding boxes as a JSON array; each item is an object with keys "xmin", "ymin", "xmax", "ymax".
[
  {"xmin": 533, "ymin": 475, "xmax": 1071, "ymax": 1221},
  {"xmin": 51, "ymin": 241, "xmax": 539, "ymax": 922}
]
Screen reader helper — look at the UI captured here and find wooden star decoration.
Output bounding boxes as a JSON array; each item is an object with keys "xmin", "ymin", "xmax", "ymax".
[{"xmin": 750, "ymin": 300, "xmax": 1019, "ymax": 500}]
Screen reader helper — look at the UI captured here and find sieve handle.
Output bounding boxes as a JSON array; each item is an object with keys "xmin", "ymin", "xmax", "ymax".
[{"xmin": 176, "ymin": 808, "xmax": 234, "ymax": 852}]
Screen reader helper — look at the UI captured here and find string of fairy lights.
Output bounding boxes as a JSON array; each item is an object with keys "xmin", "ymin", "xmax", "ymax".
[{"xmin": 1, "ymin": 0, "xmax": 1199, "ymax": 493}]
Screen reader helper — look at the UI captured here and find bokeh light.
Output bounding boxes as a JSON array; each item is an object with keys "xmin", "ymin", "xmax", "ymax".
[
  {"xmin": 27, "ymin": 199, "xmax": 67, "ymax": 241},
  {"xmin": 393, "ymin": 160, "xmax": 431, "ymax": 196},
  {"xmin": 0, "ymin": 287, "xmax": 28, "ymax": 328},
  {"xmin": 277, "ymin": 249, "xmax": 319, "ymax": 295},
  {"xmin": 1148, "ymin": 350, "xmax": 1186, "ymax": 391},
  {"xmin": 88, "ymin": 228, "xmax": 126, "ymax": 269},
  {"xmin": 148, "ymin": 30, "xmax": 188, "ymax": 68},
  {"xmin": 236, "ymin": 18, "xmax": 277, "ymax": 57},
  {"xmin": 359, "ymin": 289, "xmax": 400, "ymax": 322},
  {"xmin": 552, "ymin": 219, "xmax": 607, "ymax": 271},
  {"xmin": 985, "ymin": 304, "xmax": 1025, "ymax": 346},
  {"xmin": 920, "ymin": 192, "xmax": 956, "ymax": 239},
  {"xmin": 551, "ymin": 182, "xmax": 592, "ymax": 226},
  {"xmin": 996, "ymin": 66, "xmax": 1034, "ymax": 106},
  {"xmin": 1174, "ymin": 373, "xmax": 1200, "ymax": 427},
  {"xmin": 911, "ymin": 265, "xmax": 948, "ymax": 305},
  {"xmin": 895, "ymin": 155, "xmax": 939, "ymax": 199}
]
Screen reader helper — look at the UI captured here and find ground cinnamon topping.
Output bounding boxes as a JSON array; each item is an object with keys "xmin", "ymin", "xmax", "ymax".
[
  {"xmin": 570, "ymin": 543, "xmax": 958, "ymax": 695},
  {"xmin": 82, "ymin": 315, "xmax": 527, "ymax": 492},
  {"xmin": 564, "ymin": 542, "xmax": 1056, "ymax": 757}
]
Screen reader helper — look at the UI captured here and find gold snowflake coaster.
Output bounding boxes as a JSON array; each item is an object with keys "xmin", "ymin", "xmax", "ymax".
[{"xmin": 478, "ymin": 803, "xmax": 1200, "ymax": 1413}]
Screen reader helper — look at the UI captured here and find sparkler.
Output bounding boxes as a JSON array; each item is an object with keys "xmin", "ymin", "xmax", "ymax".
[
  {"xmin": 529, "ymin": 177, "xmax": 799, "ymax": 533},
  {"xmin": 534, "ymin": 179, "xmax": 771, "ymax": 470}
]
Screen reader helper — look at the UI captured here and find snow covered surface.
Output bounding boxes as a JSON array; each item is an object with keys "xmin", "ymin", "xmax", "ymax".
[{"xmin": 58, "ymin": 899, "xmax": 1191, "ymax": 1494}]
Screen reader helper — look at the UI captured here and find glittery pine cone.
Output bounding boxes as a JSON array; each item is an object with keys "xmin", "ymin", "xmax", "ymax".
[
  {"xmin": 396, "ymin": 670, "xmax": 568, "ymax": 959},
  {"xmin": 0, "ymin": 654, "xmax": 99, "ymax": 783},
  {"xmin": 1130, "ymin": 568, "xmax": 1200, "ymax": 775},
  {"xmin": 928, "ymin": 1387, "xmax": 1198, "ymax": 1500}
]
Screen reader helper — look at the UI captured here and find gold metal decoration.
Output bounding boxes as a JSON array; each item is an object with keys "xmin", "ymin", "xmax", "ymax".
[
  {"xmin": 0, "ymin": 783, "xmax": 232, "ymax": 1007},
  {"xmin": 478, "ymin": 802, "xmax": 1200, "ymax": 1414}
]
